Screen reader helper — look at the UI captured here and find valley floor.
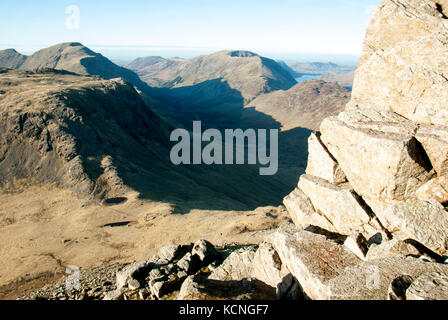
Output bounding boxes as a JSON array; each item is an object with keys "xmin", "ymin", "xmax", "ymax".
[{"xmin": 0, "ymin": 182, "xmax": 290, "ymax": 299}]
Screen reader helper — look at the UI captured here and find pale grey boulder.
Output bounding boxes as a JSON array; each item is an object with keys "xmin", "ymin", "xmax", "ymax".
[
  {"xmin": 208, "ymin": 246, "xmax": 257, "ymax": 281},
  {"xmin": 269, "ymin": 224, "xmax": 360, "ymax": 300},
  {"xmin": 283, "ymin": 187, "xmax": 337, "ymax": 233},
  {"xmin": 116, "ymin": 261, "xmax": 152, "ymax": 290},
  {"xmin": 305, "ymin": 132, "xmax": 346, "ymax": 184},
  {"xmin": 252, "ymin": 242, "xmax": 302, "ymax": 299},
  {"xmin": 320, "ymin": 110, "xmax": 433, "ymax": 202},
  {"xmin": 191, "ymin": 240, "xmax": 220, "ymax": 264},
  {"xmin": 406, "ymin": 272, "xmax": 448, "ymax": 300},
  {"xmin": 366, "ymin": 198, "xmax": 448, "ymax": 256},
  {"xmin": 176, "ymin": 275, "xmax": 277, "ymax": 300},
  {"xmin": 298, "ymin": 174, "xmax": 379, "ymax": 236}
]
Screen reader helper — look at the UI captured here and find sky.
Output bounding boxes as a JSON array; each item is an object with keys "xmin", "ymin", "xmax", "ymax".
[{"xmin": 0, "ymin": 0, "xmax": 382, "ymax": 62}]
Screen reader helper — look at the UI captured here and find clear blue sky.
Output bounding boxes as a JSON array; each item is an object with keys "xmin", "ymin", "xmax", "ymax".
[{"xmin": 0, "ymin": 0, "xmax": 382, "ymax": 60}]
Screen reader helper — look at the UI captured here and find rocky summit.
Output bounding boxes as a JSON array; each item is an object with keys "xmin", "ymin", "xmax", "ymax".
[{"xmin": 19, "ymin": 0, "xmax": 448, "ymax": 301}]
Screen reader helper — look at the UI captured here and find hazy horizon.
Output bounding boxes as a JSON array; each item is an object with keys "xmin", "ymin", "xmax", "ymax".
[{"xmin": 0, "ymin": 0, "xmax": 381, "ymax": 64}]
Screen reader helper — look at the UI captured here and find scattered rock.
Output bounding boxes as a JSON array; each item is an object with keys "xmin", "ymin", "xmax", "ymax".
[
  {"xmin": 406, "ymin": 272, "xmax": 448, "ymax": 300},
  {"xmin": 191, "ymin": 240, "xmax": 220, "ymax": 264},
  {"xmin": 209, "ymin": 246, "xmax": 257, "ymax": 281},
  {"xmin": 103, "ymin": 288, "xmax": 124, "ymax": 301},
  {"xmin": 116, "ymin": 261, "xmax": 152, "ymax": 290},
  {"xmin": 128, "ymin": 279, "xmax": 141, "ymax": 291},
  {"xmin": 176, "ymin": 276, "xmax": 277, "ymax": 300}
]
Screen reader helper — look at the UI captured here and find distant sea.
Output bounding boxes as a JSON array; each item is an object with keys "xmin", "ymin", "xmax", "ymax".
[{"xmin": 295, "ymin": 74, "xmax": 323, "ymax": 83}]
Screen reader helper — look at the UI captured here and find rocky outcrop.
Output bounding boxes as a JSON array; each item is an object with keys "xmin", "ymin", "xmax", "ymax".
[
  {"xmin": 279, "ymin": 0, "xmax": 448, "ymax": 300},
  {"xmin": 348, "ymin": 0, "xmax": 448, "ymax": 126},
  {"xmin": 406, "ymin": 272, "xmax": 448, "ymax": 300}
]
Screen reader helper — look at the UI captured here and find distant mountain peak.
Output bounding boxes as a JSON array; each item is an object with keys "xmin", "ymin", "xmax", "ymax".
[
  {"xmin": 226, "ymin": 50, "xmax": 259, "ymax": 58},
  {"xmin": 0, "ymin": 43, "xmax": 149, "ymax": 93}
]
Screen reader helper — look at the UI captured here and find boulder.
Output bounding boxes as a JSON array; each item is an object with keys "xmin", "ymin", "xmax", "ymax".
[
  {"xmin": 320, "ymin": 110, "xmax": 433, "ymax": 202},
  {"xmin": 298, "ymin": 174, "xmax": 378, "ymax": 236},
  {"xmin": 348, "ymin": 0, "xmax": 448, "ymax": 126},
  {"xmin": 208, "ymin": 246, "xmax": 257, "ymax": 281},
  {"xmin": 343, "ymin": 233, "xmax": 370, "ymax": 261},
  {"xmin": 416, "ymin": 125, "xmax": 448, "ymax": 176},
  {"xmin": 406, "ymin": 272, "xmax": 448, "ymax": 300},
  {"xmin": 329, "ymin": 256, "xmax": 448, "ymax": 300},
  {"xmin": 176, "ymin": 253, "xmax": 201, "ymax": 275},
  {"xmin": 358, "ymin": 0, "xmax": 448, "ymax": 66},
  {"xmin": 176, "ymin": 276, "xmax": 277, "ymax": 300},
  {"xmin": 269, "ymin": 224, "xmax": 360, "ymax": 300},
  {"xmin": 366, "ymin": 239, "xmax": 419, "ymax": 261},
  {"xmin": 283, "ymin": 187, "xmax": 337, "ymax": 233},
  {"xmin": 103, "ymin": 288, "xmax": 124, "ymax": 301},
  {"xmin": 416, "ymin": 176, "xmax": 448, "ymax": 205},
  {"xmin": 366, "ymin": 198, "xmax": 448, "ymax": 255},
  {"xmin": 152, "ymin": 244, "xmax": 192, "ymax": 265},
  {"xmin": 191, "ymin": 240, "xmax": 220, "ymax": 264},
  {"xmin": 116, "ymin": 261, "xmax": 152, "ymax": 290},
  {"xmin": 305, "ymin": 132, "xmax": 346, "ymax": 184},
  {"xmin": 251, "ymin": 242, "xmax": 302, "ymax": 300},
  {"xmin": 149, "ymin": 276, "xmax": 186, "ymax": 300}
]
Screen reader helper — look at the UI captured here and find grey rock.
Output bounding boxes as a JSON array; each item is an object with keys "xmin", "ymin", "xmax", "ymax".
[
  {"xmin": 103, "ymin": 288, "xmax": 124, "ymax": 301},
  {"xmin": 149, "ymin": 276, "xmax": 187, "ymax": 300},
  {"xmin": 176, "ymin": 275, "xmax": 277, "ymax": 300},
  {"xmin": 176, "ymin": 253, "xmax": 201, "ymax": 275},
  {"xmin": 208, "ymin": 246, "xmax": 257, "ymax": 281},
  {"xmin": 191, "ymin": 240, "xmax": 220, "ymax": 264},
  {"xmin": 116, "ymin": 261, "xmax": 152, "ymax": 290},
  {"xmin": 153, "ymin": 244, "xmax": 192, "ymax": 265},
  {"xmin": 407, "ymin": 272, "xmax": 448, "ymax": 300},
  {"xmin": 128, "ymin": 279, "xmax": 141, "ymax": 291}
]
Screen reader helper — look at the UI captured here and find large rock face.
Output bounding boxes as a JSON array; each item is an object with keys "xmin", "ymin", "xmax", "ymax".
[
  {"xmin": 280, "ymin": 0, "xmax": 448, "ymax": 300},
  {"xmin": 348, "ymin": 0, "xmax": 448, "ymax": 126}
]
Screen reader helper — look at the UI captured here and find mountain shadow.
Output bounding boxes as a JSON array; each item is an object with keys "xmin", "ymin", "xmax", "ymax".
[
  {"xmin": 119, "ymin": 78, "xmax": 311, "ymax": 213},
  {"xmin": 0, "ymin": 69, "xmax": 311, "ymax": 215}
]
